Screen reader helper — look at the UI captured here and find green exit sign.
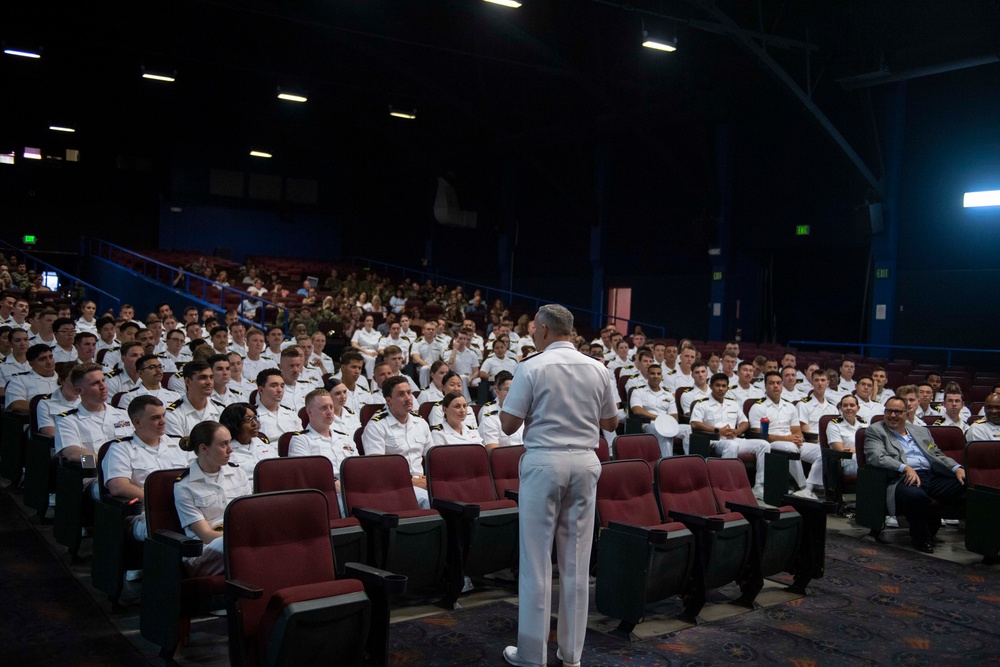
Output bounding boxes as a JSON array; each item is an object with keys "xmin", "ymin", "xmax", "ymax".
[
  {"xmin": 795, "ymin": 225, "xmax": 810, "ymax": 236},
  {"xmin": 712, "ymin": 271, "xmax": 723, "ymax": 281},
  {"xmin": 876, "ymin": 268, "xmax": 890, "ymax": 279},
  {"xmin": 22, "ymin": 235, "xmax": 36, "ymax": 244}
]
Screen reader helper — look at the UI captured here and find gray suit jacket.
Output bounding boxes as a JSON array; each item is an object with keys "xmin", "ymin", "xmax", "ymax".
[{"xmin": 863, "ymin": 421, "xmax": 960, "ymax": 514}]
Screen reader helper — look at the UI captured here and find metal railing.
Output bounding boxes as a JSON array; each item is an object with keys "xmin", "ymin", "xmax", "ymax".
[
  {"xmin": 0, "ymin": 238, "xmax": 121, "ymax": 313},
  {"xmin": 788, "ymin": 340, "xmax": 1000, "ymax": 368},
  {"xmin": 88, "ymin": 239, "xmax": 289, "ymax": 331},
  {"xmin": 340, "ymin": 256, "xmax": 666, "ymax": 337}
]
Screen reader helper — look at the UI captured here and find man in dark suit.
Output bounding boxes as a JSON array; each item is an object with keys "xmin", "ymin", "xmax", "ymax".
[{"xmin": 864, "ymin": 396, "xmax": 966, "ymax": 553}]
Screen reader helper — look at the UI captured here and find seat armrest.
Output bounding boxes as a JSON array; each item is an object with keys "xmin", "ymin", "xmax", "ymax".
[
  {"xmin": 344, "ymin": 562, "xmax": 409, "ymax": 596},
  {"xmin": 668, "ymin": 510, "xmax": 724, "ymax": 531},
  {"xmin": 101, "ymin": 494, "xmax": 144, "ymax": 516},
  {"xmin": 826, "ymin": 449, "xmax": 854, "ymax": 460},
  {"xmin": 503, "ymin": 489, "xmax": 519, "ymax": 502},
  {"xmin": 57, "ymin": 455, "xmax": 98, "ymax": 477},
  {"xmin": 767, "ymin": 448, "xmax": 801, "ymax": 461},
  {"xmin": 630, "ymin": 415, "xmax": 652, "ymax": 424},
  {"xmin": 725, "ymin": 500, "xmax": 779, "ymax": 521},
  {"xmin": 151, "ymin": 529, "xmax": 204, "ymax": 557},
  {"xmin": 226, "ymin": 579, "xmax": 264, "ymax": 600},
  {"xmin": 971, "ymin": 484, "xmax": 1000, "ymax": 495},
  {"xmin": 607, "ymin": 520, "xmax": 670, "ymax": 544},
  {"xmin": 432, "ymin": 498, "xmax": 481, "ymax": 519},
  {"xmin": 782, "ymin": 495, "xmax": 838, "ymax": 514},
  {"xmin": 352, "ymin": 507, "xmax": 400, "ymax": 530}
]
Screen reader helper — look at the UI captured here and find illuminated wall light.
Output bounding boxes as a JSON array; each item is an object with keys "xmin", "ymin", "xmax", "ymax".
[
  {"xmin": 963, "ymin": 190, "xmax": 1000, "ymax": 208},
  {"xmin": 483, "ymin": 0, "xmax": 522, "ymax": 7},
  {"xmin": 249, "ymin": 150, "xmax": 272, "ymax": 158},
  {"xmin": 0, "ymin": 153, "xmax": 14, "ymax": 165},
  {"xmin": 4, "ymin": 49, "xmax": 41, "ymax": 59},
  {"xmin": 23, "ymin": 147, "xmax": 42, "ymax": 160},
  {"xmin": 277, "ymin": 93, "xmax": 307, "ymax": 103},
  {"xmin": 642, "ymin": 32, "xmax": 677, "ymax": 52},
  {"xmin": 49, "ymin": 125, "xmax": 75, "ymax": 133},
  {"xmin": 142, "ymin": 72, "xmax": 176, "ymax": 82}
]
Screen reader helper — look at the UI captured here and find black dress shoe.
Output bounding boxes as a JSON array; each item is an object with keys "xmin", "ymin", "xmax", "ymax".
[{"xmin": 913, "ymin": 541, "xmax": 934, "ymax": 554}]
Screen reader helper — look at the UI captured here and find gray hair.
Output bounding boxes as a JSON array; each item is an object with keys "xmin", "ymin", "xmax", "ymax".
[{"xmin": 536, "ymin": 304, "xmax": 574, "ymax": 336}]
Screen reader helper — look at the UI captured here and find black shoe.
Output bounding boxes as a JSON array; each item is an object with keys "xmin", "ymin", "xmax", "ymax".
[{"xmin": 913, "ymin": 541, "xmax": 934, "ymax": 554}]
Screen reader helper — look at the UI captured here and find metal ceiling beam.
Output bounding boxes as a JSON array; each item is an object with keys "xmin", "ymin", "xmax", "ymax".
[
  {"xmin": 836, "ymin": 54, "xmax": 1000, "ymax": 90},
  {"xmin": 685, "ymin": 0, "xmax": 882, "ymax": 197}
]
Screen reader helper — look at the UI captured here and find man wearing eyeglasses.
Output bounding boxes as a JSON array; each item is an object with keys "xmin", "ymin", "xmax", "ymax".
[
  {"xmin": 51, "ymin": 318, "xmax": 79, "ymax": 363},
  {"xmin": 118, "ymin": 354, "xmax": 182, "ymax": 411},
  {"xmin": 864, "ymin": 396, "xmax": 966, "ymax": 554}
]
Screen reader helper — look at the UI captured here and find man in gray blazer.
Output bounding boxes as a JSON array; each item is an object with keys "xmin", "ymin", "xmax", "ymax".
[{"xmin": 864, "ymin": 396, "xmax": 966, "ymax": 553}]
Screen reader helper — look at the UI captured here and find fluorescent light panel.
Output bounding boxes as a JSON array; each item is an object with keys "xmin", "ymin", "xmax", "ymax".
[
  {"xmin": 483, "ymin": 0, "xmax": 522, "ymax": 7},
  {"xmin": 49, "ymin": 125, "xmax": 75, "ymax": 133},
  {"xmin": 964, "ymin": 190, "xmax": 1000, "ymax": 208},
  {"xmin": 249, "ymin": 150, "xmax": 272, "ymax": 158},
  {"xmin": 389, "ymin": 111, "xmax": 417, "ymax": 120},
  {"xmin": 23, "ymin": 147, "xmax": 41, "ymax": 160},
  {"xmin": 642, "ymin": 38, "xmax": 676, "ymax": 52},
  {"xmin": 0, "ymin": 153, "xmax": 14, "ymax": 165},
  {"xmin": 4, "ymin": 49, "xmax": 40, "ymax": 59},
  {"xmin": 277, "ymin": 93, "xmax": 307, "ymax": 103},
  {"xmin": 142, "ymin": 72, "xmax": 175, "ymax": 82}
]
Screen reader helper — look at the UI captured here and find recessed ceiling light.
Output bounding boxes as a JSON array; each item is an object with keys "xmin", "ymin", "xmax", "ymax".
[{"xmin": 249, "ymin": 150, "xmax": 272, "ymax": 158}]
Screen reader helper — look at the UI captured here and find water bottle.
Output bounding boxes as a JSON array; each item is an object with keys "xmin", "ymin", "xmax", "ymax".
[{"xmin": 760, "ymin": 417, "xmax": 770, "ymax": 438}]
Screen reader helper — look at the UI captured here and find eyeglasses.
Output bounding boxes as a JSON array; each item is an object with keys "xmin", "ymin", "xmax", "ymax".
[
  {"xmin": 884, "ymin": 409, "xmax": 905, "ymax": 415},
  {"xmin": 139, "ymin": 364, "xmax": 163, "ymax": 372},
  {"xmin": 56, "ymin": 328, "xmax": 76, "ymax": 335},
  {"xmin": 241, "ymin": 415, "xmax": 259, "ymax": 424}
]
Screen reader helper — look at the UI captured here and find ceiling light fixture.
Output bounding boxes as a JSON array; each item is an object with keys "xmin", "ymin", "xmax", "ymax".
[
  {"xmin": 4, "ymin": 49, "xmax": 41, "ymax": 59},
  {"xmin": 277, "ymin": 92, "xmax": 308, "ymax": 103},
  {"xmin": 249, "ymin": 150, "xmax": 272, "ymax": 158},
  {"xmin": 141, "ymin": 66, "xmax": 176, "ymax": 82},
  {"xmin": 964, "ymin": 190, "xmax": 1000, "ymax": 208},
  {"xmin": 642, "ymin": 31, "xmax": 677, "ymax": 52},
  {"xmin": 23, "ymin": 147, "xmax": 42, "ymax": 160},
  {"xmin": 483, "ymin": 0, "xmax": 522, "ymax": 7},
  {"xmin": 49, "ymin": 126, "xmax": 75, "ymax": 133},
  {"xmin": 389, "ymin": 106, "xmax": 417, "ymax": 120}
]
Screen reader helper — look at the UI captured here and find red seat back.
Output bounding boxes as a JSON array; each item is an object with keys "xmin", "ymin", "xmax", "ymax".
[
  {"xmin": 29, "ymin": 394, "xmax": 45, "ymax": 434},
  {"xmin": 855, "ymin": 427, "xmax": 868, "ymax": 468},
  {"xmin": 927, "ymin": 425, "xmax": 966, "ymax": 466},
  {"xmin": 278, "ymin": 432, "xmax": 296, "ymax": 457},
  {"xmin": 596, "ymin": 436, "xmax": 611, "ymax": 462},
  {"xmin": 360, "ymin": 404, "xmax": 383, "ymax": 428},
  {"xmin": 595, "ymin": 460, "xmax": 662, "ymax": 529},
  {"xmin": 613, "ymin": 434, "xmax": 660, "ymax": 463},
  {"xmin": 425, "ymin": 444, "xmax": 498, "ymax": 503},
  {"xmin": 143, "ymin": 468, "xmax": 190, "ymax": 534},
  {"xmin": 818, "ymin": 414, "xmax": 837, "ymax": 450},
  {"xmin": 966, "ymin": 440, "xmax": 1000, "ymax": 488},
  {"xmin": 340, "ymin": 455, "xmax": 419, "ymax": 514},
  {"xmin": 655, "ymin": 456, "xmax": 720, "ymax": 518},
  {"xmin": 253, "ymin": 456, "xmax": 344, "ymax": 519},
  {"xmin": 705, "ymin": 458, "xmax": 757, "ymax": 509},
  {"xmin": 488, "ymin": 445, "xmax": 524, "ymax": 499},
  {"xmin": 418, "ymin": 401, "xmax": 434, "ymax": 422},
  {"xmin": 298, "ymin": 407, "xmax": 309, "ymax": 428}
]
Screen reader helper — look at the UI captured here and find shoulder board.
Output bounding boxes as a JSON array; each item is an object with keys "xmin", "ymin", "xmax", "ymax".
[
  {"xmin": 290, "ymin": 430, "xmax": 306, "ymax": 436},
  {"xmin": 520, "ymin": 350, "xmax": 542, "ymax": 363},
  {"xmin": 799, "ymin": 396, "xmax": 811, "ymax": 404},
  {"xmin": 483, "ymin": 408, "xmax": 499, "ymax": 417},
  {"xmin": 680, "ymin": 387, "xmax": 693, "ymax": 394},
  {"xmin": 171, "ymin": 371, "xmax": 183, "ymax": 378},
  {"xmin": 932, "ymin": 417, "xmax": 945, "ymax": 425},
  {"xmin": 259, "ymin": 435, "xmax": 270, "ymax": 444},
  {"xmin": 280, "ymin": 404, "xmax": 295, "ymax": 411},
  {"xmin": 124, "ymin": 385, "xmax": 141, "ymax": 394},
  {"xmin": 228, "ymin": 461, "xmax": 239, "ymax": 467},
  {"xmin": 40, "ymin": 393, "xmax": 52, "ymax": 400},
  {"xmin": 156, "ymin": 353, "xmax": 170, "ymax": 358},
  {"xmin": 628, "ymin": 373, "xmax": 639, "ymax": 379},
  {"xmin": 430, "ymin": 424, "xmax": 443, "ymax": 431},
  {"xmin": 57, "ymin": 408, "xmax": 80, "ymax": 418},
  {"xmin": 296, "ymin": 380, "xmax": 311, "ymax": 384},
  {"xmin": 466, "ymin": 424, "xmax": 476, "ymax": 430},
  {"xmin": 974, "ymin": 418, "xmax": 987, "ymax": 424},
  {"xmin": 409, "ymin": 410, "xmax": 420, "ymax": 418},
  {"xmin": 106, "ymin": 368, "xmax": 121, "ymax": 378},
  {"xmin": 166, "ymin": 398, "xmax": 184, "ymax": 411},
  {"xmin": 433, "ymin": 400, "xmax": 443, "ymax": 406},
  {"xmin": 692, "ymin": 397, "xmax": 709, "ymax": 406},
  {"xmin": 931, "ymin": 402, "xmax": 942, "ymax": 408},
  {"xmin": 370, "ymin": 409, "xmax": 389, "ymax": 422},
  {"xmin": 175, "ymin": 469, "xmax": 190, "ymax": 481},
  {"xmin": 115, "ymin": 435, "xmax": 134, "ymax": 442},
  {"xmin": 420, "ymin": 386, "xmax": 430, "ymax": 392},
  {"xmin": 858, "ymin": 417, "xmax": 868, "ymax": 424},
  {"xmin": 344, "ymin": 406, "xmax": 355, "ymax": 415},
  {"xmin": 832, "ymin": 417, "xmax": 843, "ymax": 423},
  {"xmin": 780, "ymin": 398, "xmax": 794, "ymax": 404},
  {"xmin": 754, "ymin": 398, "xmax": 766, "ymax": 404},
  {"xmin": 483, "ymin": 400, "xmax": 497, "ymax": 407},
  {"xmin": 12, "ymin": 370, "xmax": 30, "ymax": 376},
  {"xmin": 229, "ymin": 388, "xmax": 243, "ymax": 395},
  {"xmin": 211, "ymin": 400, "xmax": 225, "ymax": 408}
]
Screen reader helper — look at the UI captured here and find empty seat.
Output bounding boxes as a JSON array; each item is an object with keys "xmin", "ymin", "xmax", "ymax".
[
  {"xmin": 965, "ymin": 441, "xmax": 1000, "ymax": 564},
  {"xmin": 613, "ymin": 434, "xmax": 660, "ymax": 464}
]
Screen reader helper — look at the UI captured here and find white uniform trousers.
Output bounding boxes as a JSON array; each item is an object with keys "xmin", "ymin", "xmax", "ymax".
[
  {"xmin": 183, "ymin": 536, "xmax": 225, "ymax": 577},
  {"xmin": 641, "ymin": 423, "xmax": 692, "ymax": 457},
  {"xmin": 712, "ymin": 438, "xmax": 769, "ymax": 487},
  {"xmin": 516, "ymin": 448, "xmax": 601, "ymax": 667},
  {"xmin": 800, "ymin": 443, "xmax": 823, "ymax": 488},
  {"xmin": 767, "ymin": 441, "xmax": 808, "ymax": 488}
]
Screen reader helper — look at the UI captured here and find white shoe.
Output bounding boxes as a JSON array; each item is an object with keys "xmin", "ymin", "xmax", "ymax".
[
  {"xmin": 462, "ymin": 576, "xmax": 474, "ymax": 593},
  {"xmin": 503, "ymin": 646, "xmax": 541, "ymax": 667},
  {"xmin": 885, "ymin": 516, "xmax": 899, "ymax": 528},
  {"xmin": 792, "ymin": 488, "xmax": 818, "ymax": 500},
  {"xmin": 125, "ymin": 569, "xmax": 143, "ymax": 582},
  {"xmin": 943, "ymin": 519, "xmax": 959, "ymax": 525},
  {"xmin": 752, "ymin": 484, "xmax": 765, "ymax": 500},
  {"xmin": 556, "ymin": 647, "xmax": 582, "ymax": 667}
]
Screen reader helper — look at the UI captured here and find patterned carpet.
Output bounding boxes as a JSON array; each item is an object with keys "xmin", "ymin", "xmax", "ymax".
[{"xmin": 390, "ymin": 532, "xmax": 1000, "ymax": 666}]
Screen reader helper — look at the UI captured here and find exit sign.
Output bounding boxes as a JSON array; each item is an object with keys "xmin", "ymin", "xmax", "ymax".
[
  {"xmin": 795, "ymin": 225, "xmax": 810, "ymax": 236},
  {"xmin": 712, "ymin": 271, "xmax": 723, "ymax": 281},
  {"xmin": 876, "ymin": 268, "xmax": 890, "ymax": 279},
  {"xmin": 22, "ymin": 235, "xmax": 36, "ymax": 244}
]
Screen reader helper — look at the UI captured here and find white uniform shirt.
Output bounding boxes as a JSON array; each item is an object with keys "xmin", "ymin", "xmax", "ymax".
[
  {"xmin": 351, "ymin": 327, "xmax": 382, "ymax": 352},
  {"xmin": 679, "ymin": 386, "xmax": 712, "ymax": 417},
  {"xmin": 689, "ymin": 397, "xmax": 748, "ymax": 430},
  {"xmin": 105, "ymin": 371, "xmax": 142, "ymax": 400},
  {"xmin": 361, "ymin": 409, "xmax": 433, "ymax": 476},
  {"xmin": 781, "ymin": 387, "xmax": 806, "ymax": 403},
  {"xmin": 726, "ymin": 383, "xmax": 764, "ymax": 405},
  {"xmin": 228, "ymin": 377, "xmax": 257, "ymax": 398},
  {"xmin": 839, "ymin": 378, "xmax": 857, "ymax": 393},
  {"xmin": 344, "ymin": 384, "xmax": 372, "ymax": 413},
  {"xmin": 164, "ymin": 397, "xmax": 224, "ymax": 438},
  {"xmin": 967, "ymin": 419, "xmax": 1000, "ymax": 442},
  {"xmin": 242, "ymin": 356, "xmax": 278, "ymax": 385},
  {"xmin": 501, "ymin": 341, "xmax": 618, "ymax": 450},
  {"xmin": 333, "ymin": 407, "xmax": 361, "ymax": 437},
  {"xmin": 282, "ymin": 380, "xmax": 314, "ymax": 411},
  {"xmin": 427, "ymin": 403, "xmax": 478, "ymax": 429},
  {"xmin": 174, "ymin": 461, "xmax": 252, "ymax": 537},
  {"xmin": 117, "ymin": 386, "xmax": 183, "ymax": 412},
  {"xmin": 228, "ymin": 436, "xmax": 278, "ymax": 481},
  {"xmin": 36, "ymin": 389, "xmax": 81, "ymax": 433},
  {"xmin": 478, "ymin": 402, "xmax": 524, "ymax": 447},
  {"xmin": 826, "ymin": 417, "xmax": 866, "ymax": 449},
  {"xmin": 0, "ymin": 357, "xmax": 30, "ymax": 390},
  {"xmin": 665, "ymin": 370, "xmax": 694, "ymax": 393},
  {"xmin": 416, "ymin": 384, "xmax": 444, "ymax": 407},
  {"xmin": 256, "ymin": 403, "xmax": 302, "ymax": 441},
  {"xmin": 411, "ymin": 338, "xmax": 442, "ymax": 367},
  {"xmin": 54, "ymin": 404, "xmax": 134, "ymax": 454},
  {"xmin": 378, "ymin": 335, "xmax": 411, "ymax": 363},
  {"xmin": 102, "ymin": 435, "xmax": 189, "ymax": 490},
  {"xmin": 448, "ymin": 347, "xmax": 480, "ymax": 377},
  {"xmin": 748, "ymin": 397, "xmax": 799, "ymax": 436},
  {"xmin": 479, "ymin": 354, "xmax": 518, "ymax": 381},
  {"xmin": 28, "ymin": 333, "xmax": 56, "ymax": 348},
  {"xmin": 875, "ymin": 388, "xmax": 896, "ymax": 406},
  {"xmin": 288, "ymin": 425, "xmax": 359, "ymax": 478},
  {"xmin": 430, "ymin": 421, "xmax": 484, "ymax": 449},
  {"xmin": 52, "ymin": 345, "xmax": 79, "ymax": 363},
  {"xmin": 930, "ymin": 414, "xmax": 969, "ymax": 433},
  {"xmin": 796, "ymin": 394, "xmax": 839, "ymax": 434},
  {"xmin": 5, "ymin": 370, "xmax": 59, "ymax": 405},
  {"xmin": 210, "ymin": 387, "xmax": 245, "ymax": 407},
  {"xmin": 856, "ymin": 398, "xmax": 885, "ymax": 422},
  {"xmin": 629, "ymin": 386, "xmax": 678, "ymax": 417},
  {"xmin": 76, "ymin": 317, "xmax": 98, "ymax": 334}
]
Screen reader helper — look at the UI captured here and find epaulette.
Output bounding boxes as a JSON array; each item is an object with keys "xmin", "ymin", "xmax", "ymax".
[
  {"xmin": 227, "ymin": 461, "xmax": 239, "ymax": 467},
  {"xmin": 680, "ymin": 387, "xmax": 693, "ymax": 394},
  {"xmin": 627, "ymin": 373, "xmax": 639, "ymax": 379},
  {"xmin": 832, "ymin": 417, "xmax": 843, "ymax": 424},
  {"xmin": 280, "ymin": 404, "xmax": 296, "ymax": 411},
  {"xmin": 124, "ymin": 385, "xmax": 141, "ymax": 394},
  {"xmin": 520, "ymin": 350, "xmax": 542, "ymax": 363},
  {"xmin": 482, "ymin": 400, "xmax": 497, "ymax": 408},
  {"xmin": 114, "ymin": 435, "xmax": 134, "ymax": 442},
  {"xmin": 466, "ymin": 423, "xmax": 477, "ymax": 431},
  {"xmin": 211, "ymin": 400, "xmax": 226, "ymax": 409},
  {"xmin": 229, "ymin": 388, "xmax": 243, "ymax": 395},
  {"xmin": 259, "ymin": 435, "xmax": 270, "ymax": 443},
  {"xmin": 166, "ymin": 398, "xmax": 184, "ymax": 411},
  {"xmin": 420, "ymin": 386, "xmax": 430, "ymax": 392},
  {"xmin": 666, "ymin": 369, "xmax": 677, "ymax": 376},
  {"xmin": 290, "ymin": 430, "xmax": 306, "ymax": 436},
  {"xmin": 12, "ymin": 370, "xmax": 29, "ymax": 376},
  {"xmin": 296, "ymin": 380, "xmax": 311, "ymax": 384},
  {"xmin": 482, "ymin": 408, "xmax": 499, "ymax": 417},
  {"xmin": 409, "ymin": 409, "xmax": 420, "ymax": 418},
  {"xmin": 344, "ymin": 406, "xmax": 355, "ymax": 415},
  {"xmin": 39, "ymin": 393, "xmax": 52, "ymax": 400},
  {"xmin": 430, "ymin": 424, "xmax": 443, "ymax": 431},
  {"xmin": 57, "ymin": 408, "xmax": 79, "ymax": 418},
  {"xmin": 858, "ymin": 417, "xmax": 868, "ymax": 424},
  {"xmin": 974, "ymin": 418, "xmax": 987, "ymax": 424},
  {"xmin": 433, "ymin": 400, "xmax": 443, "ymax": 406},
  {"xmin": 370, "ymin": 408, "xmax": 389, "ymax": 422},
  {"xmin": 754, "ymin": 398, "xmax": 767, "ymax": 404},
  {"xmin": 105, "ymin": 368, "xmax": 121, "ymax": 378},
  {"xmin": 932, "ymin": 417, "xmax": 946, "ymax": 425},
  {"xmin": 780, "ymin": 398, "xmax": 794, "ymax": 404},
  {"xmin": 175, "ymin": 469, "xmax": 190, "ymax": 481},
  {"xmin": 691, "ymin": 397, "xmax": 710, "ymax": 407}
]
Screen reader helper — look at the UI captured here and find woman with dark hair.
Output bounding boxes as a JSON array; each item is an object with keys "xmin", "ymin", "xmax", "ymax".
[
  {"xmin": 327, "ymin": 378, "xmax": 361, "ymax": 434},
  {"xmin": 427, "ymin": 372, "xmax": 478, "ymax": 429},
  {"xmin": 219, "ymin": 402, "xmax": 277, "ymax": 481},
  {"xmin": 173, "ymin": 420, "xmax": 252, "ymax": 576},
  {"xmin": 430, "ymin": 391, "xmax": 483, "ymax": 447}
]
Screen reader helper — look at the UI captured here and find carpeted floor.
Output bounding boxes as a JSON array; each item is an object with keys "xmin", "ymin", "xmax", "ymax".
[
  {"xmin": 391, "ymin": 532, "xmax": 1000, "ymax": 666},
  {"xmin": 0, "ymin": 489, "xmax": 151, "ymax": 666}
]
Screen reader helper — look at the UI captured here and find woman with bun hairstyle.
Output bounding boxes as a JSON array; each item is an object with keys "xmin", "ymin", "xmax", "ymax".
[
  {"xmin": 173, "ymin": 420, "xmax": 252, "ymax": 576},
  {"xmin": 430, "ymin": 391, "xmax": 484, "ymax": 447}
]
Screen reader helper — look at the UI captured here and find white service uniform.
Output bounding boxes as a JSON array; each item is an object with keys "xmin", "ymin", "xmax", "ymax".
[
  {"xmin": 117, "ymin": 386, "xmax": 182, "ymax": 412},
  {"xmin": 429, "ymin": 421, "xmax": 484, "ymax": 448},
  {"xmin": 228, "ymin": 436, "xmax": 278, "ymax": 482},
  {"xmin": 164, "ymin": 397, "xmax": 225, "ymax": 438},
  {"xmin": 825, "ymin": 416, "xmax": 866, "ymax": 476},
  {"xmin": 967, "ymin": 419, "xmax": 1000, "ymax": 442},
  {"xmin": 856, "ymin": 399, "xmax": 885, "ymax": 422},
  {"xmin": 173, "ymin": 461, "xmax": 253, "ymax": 576},
  {"xmin": 351, "ymin": 327, "xmax": 382, "ymax": 378},
  {"xmin": 726, "ymin": 383, "xmax": 764, "ymax": 405},
  {"xmin": 629, "ymin": 385, "xmax": 681, "ymax": 457},
  {"xmin": 747, "ymin": 397, "xmax": 808, "ymax": 489},
  {"xmin": 361, "ymin": 408, "xmax": 433, "ymax": 508},
  {"xmin": 242, "ymin": 356, "xmax": 278, "ymax": 385},
  {"xmin": 36, "ymin": 389, "xmax": 81, "ymax": 433},
  {"xmin": 288, "ymin": 425, "xmax": 359, "ymax": 478},
  {"xmin": 478, "ymin": 401, "xmax": 524, "ymax": 448},
  {"xmin": 479, "ymin": 354, "xmax": 518, "ymax": 381},
  {"xmin": 102, "ymin": 435, "xmax": 189, "ymax": 539},
  {"xmin": 427, "ymin": 402, "xmax": 478, "ymax": 430},
  {"xmin": 55, "ymin": 404, "xmax": 134, "ymax": 499},
  {"xmin": 52, "ymin": 345, "xmax": 78, "ymax": 363},
  {"xmin": 256, "ymin": 403, "xmax": 302, "ymax": 441},
  {"xmin": 5, "ymin": 370, "xmax": 59, "ymax": 406},
  {"xmin": 690, "ymin": 396, "xmax": 769, "ymax": 489}
]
